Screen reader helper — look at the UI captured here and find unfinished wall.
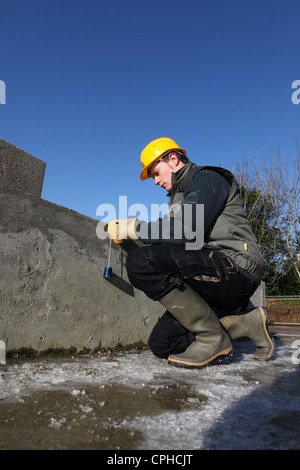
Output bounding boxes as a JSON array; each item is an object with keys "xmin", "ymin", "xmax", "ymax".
[{"xmin": 0, "ymin": 140, "xmax": 164, "ymax": 355}]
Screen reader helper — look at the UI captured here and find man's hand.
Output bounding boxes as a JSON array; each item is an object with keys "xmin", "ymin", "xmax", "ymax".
[{"xmin": 107, "ymin": 218, "xmax": 138, "ymax": 244}]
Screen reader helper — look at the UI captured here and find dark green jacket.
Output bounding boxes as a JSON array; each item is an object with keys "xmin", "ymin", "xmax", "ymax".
[{"xmin": 137, "ymin": 162, "xmax": 265, "ymax": 283}]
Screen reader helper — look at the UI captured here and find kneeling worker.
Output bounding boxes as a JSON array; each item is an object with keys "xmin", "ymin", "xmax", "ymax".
[{"xmin": 107, "ymin": 137, "xmax": 274, "ymax": 368}]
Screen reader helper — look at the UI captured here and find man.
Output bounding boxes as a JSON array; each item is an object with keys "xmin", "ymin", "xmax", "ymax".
[{"xmin": 108, "ymin": 137, "xmax": 274, "ymax": 368}]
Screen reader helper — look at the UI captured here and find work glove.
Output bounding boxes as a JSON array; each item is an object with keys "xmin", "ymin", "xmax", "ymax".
[{"xmin": 107, "ymin": 218, "xmax": 138, "ymax": 244}]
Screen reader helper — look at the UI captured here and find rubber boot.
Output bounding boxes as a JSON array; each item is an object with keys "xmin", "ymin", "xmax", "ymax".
[
  {"xmin": 159, "ymin": 284, "xmax": 232, "ymax": 368},
  {"xmin": 219, "ymin": 307, "xmax": 274, "ymax": 361}
]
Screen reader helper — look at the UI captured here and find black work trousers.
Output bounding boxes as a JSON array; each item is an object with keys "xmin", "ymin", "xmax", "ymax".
[{"xmin": 126, "ymin": 244, "xmax": 258, "ymax": 359}]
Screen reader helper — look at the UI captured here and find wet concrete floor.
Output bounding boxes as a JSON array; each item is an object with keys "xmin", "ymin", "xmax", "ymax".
[{"xmin": 0, "ymin": 326, "xmax": 299, "ymax": 450}]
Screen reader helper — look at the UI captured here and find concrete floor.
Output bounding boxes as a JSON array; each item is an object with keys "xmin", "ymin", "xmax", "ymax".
[{"xmin": 0, "ymin": 326, "xmax": 299, "ymax": 450}]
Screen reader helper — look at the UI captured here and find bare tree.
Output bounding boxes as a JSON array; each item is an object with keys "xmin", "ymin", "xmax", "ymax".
[
  {"xmin": 232, "ymin": 139, "xmax": 300, "ymax": 290},
  {"xmin": 254, "ymin": 141, "xmax": 300, "ymax": 283}
]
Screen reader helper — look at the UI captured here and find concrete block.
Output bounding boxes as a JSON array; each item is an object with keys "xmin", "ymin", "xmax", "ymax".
[{"xmin": 0, "ymin": 139, "xmax": 46, "ymax": 197}]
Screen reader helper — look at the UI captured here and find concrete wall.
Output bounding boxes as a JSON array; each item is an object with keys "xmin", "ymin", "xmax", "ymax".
[
  {"xmin": 0, "ymin": 184, "xmax": 164, "ymax": 355},
  {"xmin": 0, "ymin": 140, "xmax": 164, "ymax": 356}
]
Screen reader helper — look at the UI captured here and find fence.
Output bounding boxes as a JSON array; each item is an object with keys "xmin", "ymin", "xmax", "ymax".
[{"xmin": 266, "ymin": 296, "xmax": 300, "ymax": 326}]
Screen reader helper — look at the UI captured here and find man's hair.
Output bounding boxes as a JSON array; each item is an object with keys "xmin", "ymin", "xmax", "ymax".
[{"xmin": 163, "ymin": 150, "xmax": 190, "ymax": 164}]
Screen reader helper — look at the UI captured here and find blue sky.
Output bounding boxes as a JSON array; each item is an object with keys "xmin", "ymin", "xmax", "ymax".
[{"xmin": 1, "ymin": 0, "xmax": 299, "ymax": 222}]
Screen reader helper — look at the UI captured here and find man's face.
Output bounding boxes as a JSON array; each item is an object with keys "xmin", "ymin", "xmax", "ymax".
[{"xmin": 150, "ymin": 160, "xmax": 174, "ymax": 192}]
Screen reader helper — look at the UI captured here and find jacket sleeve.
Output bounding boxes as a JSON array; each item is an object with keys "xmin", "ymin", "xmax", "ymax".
[{"xmin": 135, "ymin": 170, "xmax": 231, "ymax": 245}]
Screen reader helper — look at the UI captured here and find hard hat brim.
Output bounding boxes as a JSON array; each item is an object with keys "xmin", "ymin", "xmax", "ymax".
[{"xmin": 140, "ymin": 155, "xmax": 162, "ymax": 181}]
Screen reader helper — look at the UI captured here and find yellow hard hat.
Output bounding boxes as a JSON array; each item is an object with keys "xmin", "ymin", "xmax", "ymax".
[{"xmin": 140, "ymin": 137, "xmax": 186, "ymax": 181}]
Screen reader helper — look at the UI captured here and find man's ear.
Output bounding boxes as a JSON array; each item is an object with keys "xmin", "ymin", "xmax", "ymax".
[{"xmin": 168, "ymin": 152, "xmax": 180, "ymax": 166}]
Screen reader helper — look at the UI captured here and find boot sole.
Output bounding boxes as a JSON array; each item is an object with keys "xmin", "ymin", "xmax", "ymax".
[
  {"xmin": 255, "ymin": 307, "xmax": 275, "ymax": 361},
  {"xmin": 168, "ymin": 345, "xmax": 233, "ymax": 369}
]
